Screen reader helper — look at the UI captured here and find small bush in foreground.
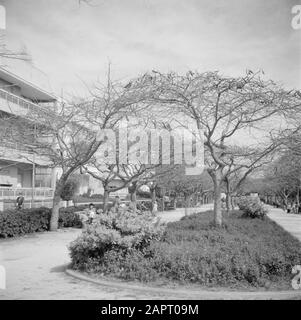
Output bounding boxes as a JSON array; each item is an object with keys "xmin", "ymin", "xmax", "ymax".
[
  {"xmin": 237, "ymin": 196, "xmax": 268, "ymax": 219},
  {"xmin": 69, "ymin": 209, "xmax": 164, "ymax": 267},
  {"xmin": 70, "ymin": 210, "xmax": 301, "ymax": 289},
  {"xmin": 58, "ymin": 209, "xmax": 82, "ymax": 228}
]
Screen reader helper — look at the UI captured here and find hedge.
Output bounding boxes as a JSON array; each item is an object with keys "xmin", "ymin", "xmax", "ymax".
[{"xmin": 0, "ymin": 207, "xmax": 83, "ymax": 238}]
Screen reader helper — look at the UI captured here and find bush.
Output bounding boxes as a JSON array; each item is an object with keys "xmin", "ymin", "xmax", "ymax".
[
  {"xmin": 0, "ymin": 206, "xmax": 85, "ymax": 238},
  {"xmin": 58, "ymin": 208, "xmax": 82, "ymax": 228},
  {"xmin": 69, "ymin": 209, "xmax": 164, "ymax": 269},
  {"xmin": 60, "ymin": 179, "xmax": 79, "ymax": 201},
  {"xmin": 237, "ymin": 196, "xmax": 268, "ymax": 219},
  {"xmin": 70, "ymin": 209, "xmax": 301, "ymax": 289},
  {"xmin": 0, "ymin": 207, "xmax": 51, "ymax": 237},
  {"xmin": 137, "ymin": 200, "xmax": 152, "ymax": 211}
]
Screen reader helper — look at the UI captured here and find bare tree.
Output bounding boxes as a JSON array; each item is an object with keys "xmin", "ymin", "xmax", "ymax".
[
  {"xmin": 221, "ymin": 142, "xmax": 280, "ymax": 212},
  {"xmin": 157, "ymin": 165, "xmax": 212, "ymax": 215},
  {"xmin": 134, "ymin": 70, "xmax": 301, "ymax": 226},
  {"xmin": 5, "ymin": 72, "xmax": 150, "ymax": 230}
]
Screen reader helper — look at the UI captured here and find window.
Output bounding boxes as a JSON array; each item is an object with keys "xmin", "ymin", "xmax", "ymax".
[{"xmin": 35, "ymin": 167, "xmax": 52, "ymax": 188}]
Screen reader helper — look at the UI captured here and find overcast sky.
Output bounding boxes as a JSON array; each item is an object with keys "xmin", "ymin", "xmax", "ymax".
[{"xmin": 1, "ymin": 0, "xmax": 300, "ymax": 97}]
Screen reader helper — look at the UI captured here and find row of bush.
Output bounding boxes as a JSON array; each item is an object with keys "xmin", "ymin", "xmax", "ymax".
[
  {"xmin": 69, "ymin": 208, "xmax": 301, "ymax": 289},
  {"xmin": 237, "ymin": 196, "xmax": 268, "ymax": 219},
  {"xmin": 0, "ymin": 207, "xmax": 83, "ymax": 238},
  {"xmin": 0, "ymin": 200, "xmax": 155, "ymax": 238}
]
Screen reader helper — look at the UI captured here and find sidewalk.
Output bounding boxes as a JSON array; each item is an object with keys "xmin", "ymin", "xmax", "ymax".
[
  {"xmin": 158, "ymin": 203, "xmax": 213, "ymax": 223},
  {"xmin": 0, "ymin": 205, "xmax": 212, "ymax": 300},
  {"xmin": 267, "ymin": 207, "xmax": 301, "ymax": 242}
]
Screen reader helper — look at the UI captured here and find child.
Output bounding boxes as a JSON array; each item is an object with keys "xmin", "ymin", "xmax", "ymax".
[{"xmin": 87, "ymin": 203, "xmax": 96, "ymax": 223}]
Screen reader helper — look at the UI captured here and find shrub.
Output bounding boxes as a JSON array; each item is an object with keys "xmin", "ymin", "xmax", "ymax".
[
  {"xmin": 58, "ymin": 208, "xmax": 82, "ymax": 228},
  {"xmin": 60, "ymin": 179, "xmax": 79, "ymax": 201},
  {"xmin": 0, "ymin": 206, "xmax": 85, "ymax": 238},
  {"xmin": 0, "ymin": 207, "xmax": 51, "ymax": 237},
  {"xmin": 137, "ymin": 200, "xmax": 152, "ymax": 211},
  {"xmin": 69, "ymin": 209, "xmax": 164, "ymax": 269},
  {"xmin": 70, "ymin": 209, "xmax": 301, "ymax": 289},
  {"xmin": 237, "ymin": 196, "xmax": 268, "ymax": 219}
]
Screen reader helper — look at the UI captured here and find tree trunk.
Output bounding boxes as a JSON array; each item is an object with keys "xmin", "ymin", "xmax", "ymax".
[
  {"xmin": 282, "ymin": 193, "xmax": 289, "ymax": 208},
  {"xmin": 130, "ymin": 187, "xmax": 137, "ymax": 213},
  {"xmin": 296, "ymin": 186, "xmax": 300, "ymax": 212},
  {"xmin": 212, "ymin": 169, "xmax": 223, "ymax": 226},
  {"xmin": 173, "ymin": 196, "xmax": 177, "ymax": 209},
  {"xmin": 50, "ymin": 178, "xmax": 66, "ymax": 231},
  {"xmin": 184, "ymin": 194, "xmax": 190, "ymax": 216},
  {"xmin": 150, "ymin": 187, "xmax": 156, "ymax": 212},
  {"xmin": 231, "ymin": 195, "xmax": 235, "ymax": 210},
  {"xmin": 226, "ymin": 193, "xmax": 231, "ymax": 213},
  {"xmin": 103, "ymin": 189, "xmax": 110, "ymax": 214},
  {"xmin": 225, "ymin": 177, "xmax": 232, "ymax": 215}
]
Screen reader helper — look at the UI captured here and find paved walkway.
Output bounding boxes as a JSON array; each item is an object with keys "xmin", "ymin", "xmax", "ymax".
[
  {"xmin": 267, "ymin": 207, "xmax": 301, "ymax": 242},
  {"xmin": 0, "ymin": 205, "xmax": 300, "ymax": 300},
  {"xmin": 158, "ymin": 204, "xmax": 213, "ymax": 223},
  {"xmin": 0, "ymin": 206, "xmax": 211, "ymax": 300}
]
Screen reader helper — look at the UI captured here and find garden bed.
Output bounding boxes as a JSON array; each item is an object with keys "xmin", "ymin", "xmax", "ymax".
[{"xmin": 69, "ymin": 210, "xmax": 301, "ymax": 290}]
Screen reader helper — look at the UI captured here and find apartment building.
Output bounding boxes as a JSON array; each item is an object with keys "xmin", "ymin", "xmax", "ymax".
[{"xmin": 0, "ymin": 58, "xmax": 57, "ymax": 209}]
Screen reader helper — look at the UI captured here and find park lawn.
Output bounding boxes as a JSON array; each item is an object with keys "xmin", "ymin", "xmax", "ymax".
[{"xmin": 71, "ymin": 210, "xmax": 301, "ymax": 290}]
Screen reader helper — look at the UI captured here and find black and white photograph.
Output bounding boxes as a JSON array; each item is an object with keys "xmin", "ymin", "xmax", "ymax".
[{"xmin": 0, "ymin": 0, "xmax": 301, "ymax": 305}]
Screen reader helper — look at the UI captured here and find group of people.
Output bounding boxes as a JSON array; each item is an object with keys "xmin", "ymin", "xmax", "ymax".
[
  {"xmin": 285, "ymin": 203, "xmax": 300, "ymax": 214},
  {"xmin": 79, "ymin": 196, "xmax": 123, "ymax": 228},
  {"xmin": 79, "ymin": 203, "xmax": 99, "ymax": 225}
]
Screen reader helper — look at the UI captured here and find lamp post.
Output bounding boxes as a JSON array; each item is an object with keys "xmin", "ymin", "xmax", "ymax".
[{"xmin": 31, "ymin": 124, "xmax": 36, "ymax": 208}]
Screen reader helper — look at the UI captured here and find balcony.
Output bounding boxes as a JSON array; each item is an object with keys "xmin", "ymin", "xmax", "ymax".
[
  {"xmin": 0, "ymin": 187, "xmax": 54, "ymax": 200},
  {"xmin": 0, "ymin": 140, "xmax": 51, "ymax": 166},
  {"xmin": 0, "ymin": 88, "xmax": 39, "ymax": 116}
]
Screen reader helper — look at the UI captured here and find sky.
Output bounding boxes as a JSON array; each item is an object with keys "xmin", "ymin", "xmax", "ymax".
[{"xmin": 1, "ymin": 0, "xmax": 300, "ymax": 98}]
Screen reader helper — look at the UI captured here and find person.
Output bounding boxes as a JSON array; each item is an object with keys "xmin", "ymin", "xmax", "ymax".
[
  {"xmin": 16, "ymin": 193, "xmax": 24, "ymax": 210},
  {"xmin": 112, "ymin": 196, "xmax": 120, "ymax": 213},
  {"xmin": 79, "ymin": 211, "xmax": 89, "ymax": 229},
  {"xmin": 87, "ymin": 203, "xmax": 96, "ymax": 223},
  {"xmin": 287, "ymin": 203, "xmax": 292, "ymax": 214},
  {"xmin": 291, "ymin": 203, "xmax": 296, "ymax": 214},
  {"xmin": 152, "ymin": 200, "xmax": 158, "ymax": 213}
]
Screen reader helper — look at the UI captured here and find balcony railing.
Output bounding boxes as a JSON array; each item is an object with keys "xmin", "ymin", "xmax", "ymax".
[
  {"xmin": 0, "ymin": 187, "xmax": 54, "ymax": 200},
  {"xmin": 0, "ymin": 88, "xmax": 39, "ymax": 115}
]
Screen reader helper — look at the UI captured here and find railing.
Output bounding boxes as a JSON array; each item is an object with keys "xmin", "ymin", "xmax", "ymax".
[
  {"xmin": 0, "ymin": 141, "xmax": 32, "ymax": 153},
  {"xmin": 0, "ymin": 88, "xmax": 39, "ymax": 114},
  {"xmin": 2, "ymin": 199, "xmax": 53, "ymax": 210},
  {"xmin": 0, "ymin": 187, "xmax": 54, "ymax": 200}
]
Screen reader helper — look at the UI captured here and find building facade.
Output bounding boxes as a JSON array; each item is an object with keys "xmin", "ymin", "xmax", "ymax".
[{"xmin": 0, "ymin": 59, "xmax": 57, "ymax": 209}]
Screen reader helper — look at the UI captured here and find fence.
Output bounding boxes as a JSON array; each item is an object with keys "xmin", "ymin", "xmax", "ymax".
[
  {"xmin": 2, "ymin": 199, "xmax": 53, "ymax": 210},
  {"xmin": 0, "ymin": 187, "xmax": 54, "ymax": 200}
]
